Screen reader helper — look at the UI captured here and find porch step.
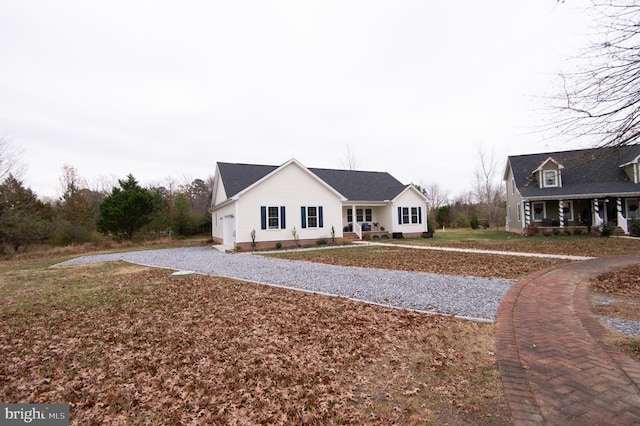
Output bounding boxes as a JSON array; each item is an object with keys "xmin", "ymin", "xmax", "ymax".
[
  {"xmin": 613, "ymin": 226, "xmax": 627, "ymax": 237},
  {"xmin": 343, "ymin": 232, "xmax": 361, "ymax": 241}
]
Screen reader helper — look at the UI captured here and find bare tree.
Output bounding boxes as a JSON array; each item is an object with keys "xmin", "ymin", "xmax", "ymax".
[
  {"xmin": 91, "ymin": 175, "xmax": 119, "ymax": 195},
  {"xmin": 473, "ymin": 146, "xmax": 505, "ymax": 228},
  {"xmin": 58, "ymin": 164, "xmax": 87, "ymax": 197},
  {"xmin": 554, "ymin": 1, "xmax": 640, "ymax": 147},
  {"xmin": 0, "ymin": 136, "xmax": 24, "ymax": 181},
  {"xmin": 473, "ymin": 147, "xmax": 500, "ymax": 205},
  {"xmin": 341, "ymin": 144, "xmax": 360, "ymax": 170},
  {"xmin": 417, "ymin": 181, "xmax": 449, "ymax": 213}
]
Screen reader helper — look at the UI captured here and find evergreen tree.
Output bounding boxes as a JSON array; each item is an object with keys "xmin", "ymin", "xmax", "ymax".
[
  {"xmin": 97, "ymin": 174, "xmax": 155, "ymax": 240},
  {"xmin": 0, "ymin": 175, "xmax": 52, "ymax": 252}
]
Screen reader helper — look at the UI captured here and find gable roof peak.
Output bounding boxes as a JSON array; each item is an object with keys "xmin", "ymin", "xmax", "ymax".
[
  {"xmin": 215, "ymin": 160, "xmax": 409, "ymax": 202},
  {"xmin": 534, "ymin": 156, "xmax": 564, "ymax": 173}
]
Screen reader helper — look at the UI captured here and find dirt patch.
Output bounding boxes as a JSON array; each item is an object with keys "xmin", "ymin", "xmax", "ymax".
[
  {"xmin": 591, "ymin": 264, "xmax": 640, "ymax": 362},
  {"xmin": 0, "ymin": 263, "xmax": 510, "ymax": 425}
]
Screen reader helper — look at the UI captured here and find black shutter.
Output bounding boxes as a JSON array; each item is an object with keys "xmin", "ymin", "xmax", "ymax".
[
  {"xmin": 260, "ymin": 206, "xmax": 267, "ymax": 230},
  {"xmin": 301, "ymin": 206, "xmax": 307, "ymax": 228},
  {"xmin": 318, "ymin": 206, "xmax": 323, "ymax": 228},
  {"xmin": 280, "ymin": 206, "xmax": 286, "ymax": 229}
]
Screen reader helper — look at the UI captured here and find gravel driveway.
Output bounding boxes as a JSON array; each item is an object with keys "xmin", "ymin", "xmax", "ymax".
[{"xmin": 55, "ymin": 246, "xmax": 514, "ymax": 322}]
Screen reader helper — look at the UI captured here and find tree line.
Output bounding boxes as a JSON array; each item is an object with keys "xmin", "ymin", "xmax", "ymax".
[{"xmin": 0, "ymin": 162, "xmax": 213, "ymax": 254}]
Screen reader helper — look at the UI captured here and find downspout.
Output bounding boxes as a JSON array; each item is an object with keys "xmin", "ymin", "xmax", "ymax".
[{"xmin": 234, "ymin": 200, "xmax": 239, "ymax": 247}]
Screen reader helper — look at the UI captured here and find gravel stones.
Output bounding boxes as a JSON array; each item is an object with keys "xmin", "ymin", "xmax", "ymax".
[{"xmin": 55, "ymin": 247, "xmax": 514, "ymax": 322}]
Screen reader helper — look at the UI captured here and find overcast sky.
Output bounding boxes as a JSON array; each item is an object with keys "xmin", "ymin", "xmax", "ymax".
[{"xmin": 0, "ymin": 1, "xmax": 595, "ymax": 200}]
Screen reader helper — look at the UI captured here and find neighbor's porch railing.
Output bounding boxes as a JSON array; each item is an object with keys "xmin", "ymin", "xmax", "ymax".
[{"xmin": 618, "ymin": 211, "xmax": 629, "ymax": 235}]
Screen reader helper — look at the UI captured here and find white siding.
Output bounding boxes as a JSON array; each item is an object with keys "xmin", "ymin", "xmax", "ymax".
[
  {"xmin": 235, "ymin": 162, "xmax": 343, "ymax": 243},
  {"xmin": 391, "ymin": 188, "xmax": 428, "ymax": 234},
  {"xmin": 211, "ymin": 203, "xmax": 235, "ymax": 241}
]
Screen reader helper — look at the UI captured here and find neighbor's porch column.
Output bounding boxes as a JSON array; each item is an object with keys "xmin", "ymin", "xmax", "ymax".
[
  {"xmin": 559, "ymin": 200, "xmax": 565, "ymax": 228},
  {"xmin": 524, "ymin": 201, "xmax": 531, "ymax": 227},
  {"xmin": 617, "ymin": 197, "xmax": 623, "ymax": 219},
  {"xmin": 617, "ymin": 197, "xmax": 628, "ymax": 235},
  {"xmin": 593, "ymin": 198, "xmax": 603, "ymax": 230}
]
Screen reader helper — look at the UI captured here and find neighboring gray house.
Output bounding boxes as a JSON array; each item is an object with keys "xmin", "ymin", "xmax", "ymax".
[
  {"xmin": 210, "ymin": 159, "xmax": 429, "ymax": 249},
  {"xmin": 504, "ymin": 146, "xmax": 640, "ymax": 235}
]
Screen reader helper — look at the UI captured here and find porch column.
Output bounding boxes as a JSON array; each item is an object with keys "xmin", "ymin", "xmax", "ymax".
[
  {"xmin": 524, "ymin": 201, "xmax": 531, "ymax": 227},
  {"xmin": 593, "ymin": 198, "xmax": 603, "ymax": 230},
  {"xmin": 559, "ymin": 200, "xmax": 565, "ymax": 228},
  {"xmin": 617, "ymin": 197, "xmax": 623, "ymax": 216},
  {"xmin": 617, "ymin": 197, "xmax": 628, "ymax": 235},
  {"xmin": 351, "ymin": 205, "xmax": 362, "ymax": 239}
]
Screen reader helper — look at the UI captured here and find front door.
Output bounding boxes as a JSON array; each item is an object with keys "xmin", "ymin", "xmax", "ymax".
[{"xmin": 598, "ymin": 200, "xmax": 618, "ymax": 224}]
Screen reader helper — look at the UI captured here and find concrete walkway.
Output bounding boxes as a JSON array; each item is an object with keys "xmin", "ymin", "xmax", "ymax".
[
  {"xmin": 361, "ymin": 241, "xmax": 595, "ymax": 260},
  {"xmin": 496, "ymin": 255, "xmax": 640, "ymax": 425}
]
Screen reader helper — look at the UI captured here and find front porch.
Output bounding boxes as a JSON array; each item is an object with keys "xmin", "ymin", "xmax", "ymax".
[
  {"xmin": 343, "ymin": 205, "xmax": 390, "ymax": 240},
  {"xmin": 520, "ymin": 197, "xmax": 639, "ymax": 236}
]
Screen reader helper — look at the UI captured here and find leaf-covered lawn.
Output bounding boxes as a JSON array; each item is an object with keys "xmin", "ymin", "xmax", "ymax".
[
  {"xmin": 0, "ymin": 262, "xmax": 510, "ymax": 425},
  {"xmin": 591, "ymin": 264, "xmax": 640, "ymax": 362},
  {"xmin": 269, "ymin": 246, "xmax": 567, "ymax": 279},
  {"xmin": 389, "ymin": 234, "xmax": 640, "ymax": 257}
]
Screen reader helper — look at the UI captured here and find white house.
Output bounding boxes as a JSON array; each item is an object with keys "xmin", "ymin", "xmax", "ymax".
[{"xmin": 210, "ymin": 159, "xmax": 429, "ymax": 250}]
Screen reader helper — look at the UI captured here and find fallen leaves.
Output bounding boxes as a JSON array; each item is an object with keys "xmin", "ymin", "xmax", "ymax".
[
  {"xmin": 0, "ymin": 262, "xmax": 511, "ymax": 425},
  {"xmin": 270, "ymin": 246, "xmax": 565, "ymax": 279},
  {"xmin": 592, "ymin": 264, "xmax": 640, "ymax": 362}
]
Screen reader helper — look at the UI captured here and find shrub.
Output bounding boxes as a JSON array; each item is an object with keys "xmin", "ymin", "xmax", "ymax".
[
  {"xmin": 275, "ymin": 242, "xmax": 282, "ymax": 249},
  {"xmin": 630, "ymin": 220, "xmax": 640, "ymax": 237},
  {"xmin": 427, "ymin": 218, "xmax": 435, "ymax": 236},
  {"xmin": 316, "ymin": 239, "xmax": 328, "ymax": 245},
  {"xmin": 601, "ymin": 222, "xmax": 615, "ymax": 237},
  {"xmin": 572, "ymin": 228, "xmax": 583, "ymax": 236},
  {"xmin": 470, "ymin": 214, "xmax": 479, "ymax": 230},
  {"xmin": 553, "ymin": 229, "xmax": 561, "ymax": 236},
  {"xmin": 526, "ymin": 224, "xmax": 539, "ymax": 237},
  {"xmin": 380, "ymin": 234, "xmax": 389, "ymax": 239},
  {"xmin": 373, "ymin": 235, "xmax": 380, "ymax": 240}
]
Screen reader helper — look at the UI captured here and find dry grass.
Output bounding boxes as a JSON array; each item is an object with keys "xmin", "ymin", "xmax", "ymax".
[{"xmin": 0, "ymin": 260, "xmax": 509, "ymax": 425}]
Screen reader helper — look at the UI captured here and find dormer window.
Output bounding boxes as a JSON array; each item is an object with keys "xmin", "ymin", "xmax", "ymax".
[
  {"xmin": 543, "ymin": 170, "xmax": 559, "ymax": 187},
  {"xmin": 534, "ymin": 157, "xmax": 564, "ymax": 189},
  {"xmin": 620, "ymin": 155, "xmax": 640, "ymax": 183}
]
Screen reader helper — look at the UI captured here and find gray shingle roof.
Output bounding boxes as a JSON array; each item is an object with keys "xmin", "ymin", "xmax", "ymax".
[
  {"xmin": 309, "ymin": 168, "xmax": 408, "ymax": 201},
  {"xmin": 217, "ymin": 163, "xmax": 277, "ymax": 199},
  {"xmin": 217, "ymin": 162, "xmax": 409, "ymax": 202},
  {"xmin": 507, "ymin": 145, "xmax": 640, "ymax": 199}
]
